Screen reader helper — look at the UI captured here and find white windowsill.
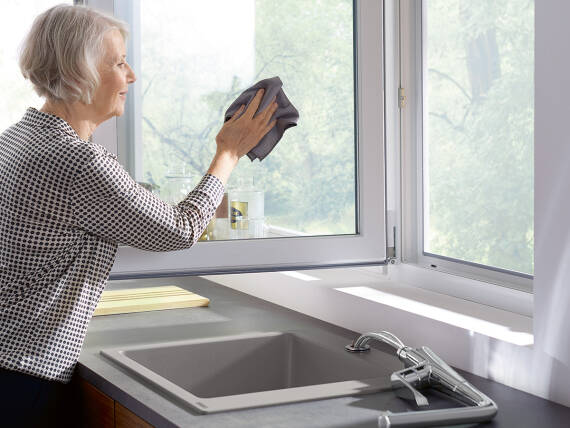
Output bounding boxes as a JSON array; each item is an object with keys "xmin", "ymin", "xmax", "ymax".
[
  {"xmin": 377, "ymin": 263, "xmax": 533, "ymax": 317},
  {"xmin": 202, "ymin": 264, "xmax": 533, "ymax": 350}
]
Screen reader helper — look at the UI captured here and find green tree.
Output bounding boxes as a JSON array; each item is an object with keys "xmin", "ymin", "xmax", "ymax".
[
  {"xmin": 140, "ymin": 0, "xmax": 356, "ymax": 235},
  {"xmin": 426, "ymin": 0, "xmax": 534, "ymax": 274}
]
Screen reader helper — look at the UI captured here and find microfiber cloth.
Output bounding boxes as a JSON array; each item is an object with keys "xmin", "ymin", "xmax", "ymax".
[{"xmin": 224, "ymin": 76, "xmax": 299, "ymax": 161}]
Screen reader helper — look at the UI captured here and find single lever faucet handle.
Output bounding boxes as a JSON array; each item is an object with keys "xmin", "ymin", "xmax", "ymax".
[
  {"xmin": 421, "ymin": 346, "xmax": 466, "ymax": 382},
  {"xmin": 390, "ymin": 364, "xmax": 430, "ymax": 407},
  {"xmin": 345, "ymin": 331, "xmax": 498, "ymax": 426}
]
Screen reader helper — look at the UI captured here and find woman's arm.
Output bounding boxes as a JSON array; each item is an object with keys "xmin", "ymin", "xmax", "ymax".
[
  {"xmin": 69, "ymin": 88, "xmax": 277, "ymax": 251},
  {"xmin": 70, "ymin": 153, "xmax": 224, "ymax": 251}
]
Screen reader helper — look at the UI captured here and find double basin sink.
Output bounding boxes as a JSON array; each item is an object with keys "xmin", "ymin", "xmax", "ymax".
[{"xmin": 101, "ymin": 330, "xmax": 403, "ymax": 414}]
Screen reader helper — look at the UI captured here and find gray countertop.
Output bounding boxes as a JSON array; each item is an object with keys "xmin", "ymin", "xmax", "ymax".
[{"xmin": 78, "ymin": 275, "xmax": 570, "ymax": 428}]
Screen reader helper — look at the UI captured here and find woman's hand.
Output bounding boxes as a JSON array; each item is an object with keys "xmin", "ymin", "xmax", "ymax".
[
  {"xmin": 207, "ymin": 89, "xmax": 277, "ymax": 185},
  {"xmin": 216, "ymin": 88, "xmax": 277, "ymax": 162}
]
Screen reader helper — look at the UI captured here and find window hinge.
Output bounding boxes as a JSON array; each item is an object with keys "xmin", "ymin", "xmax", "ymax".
[
  {"xmin": 387, "ymin": 247, "xmax": 397, "ymax": 264},
  {"xmin": 398, "ymin": 87, "xmax": 406, "ymax": 109},
  {"xmin": 386, "ymin": 225, "xmax": 397, "ymax": 264}
]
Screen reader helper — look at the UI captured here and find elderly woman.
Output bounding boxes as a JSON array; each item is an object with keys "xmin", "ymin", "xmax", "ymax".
[{"xmin": 0, "ymin": 4, "xmax": 276, "ymax": 426}]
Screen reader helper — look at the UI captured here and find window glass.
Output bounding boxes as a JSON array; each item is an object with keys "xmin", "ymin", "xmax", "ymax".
[
  {"xmin": 118, "ymin": 0, "xmax": 356, "ymax": 241},
  {"xmin": 0, "ymin": 1, "xmax": 71, "ymax": 130},
  {"xmin": 424, "ymin": 0, "xmax": 534, "ymax": 275}
]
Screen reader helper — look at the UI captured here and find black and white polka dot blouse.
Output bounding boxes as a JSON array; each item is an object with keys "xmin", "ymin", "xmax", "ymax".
[{"xmin": 0, "ymin": 108, "xmax": 224, "ymax": 383}]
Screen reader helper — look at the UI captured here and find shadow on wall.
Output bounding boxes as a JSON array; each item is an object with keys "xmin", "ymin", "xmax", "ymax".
[{"xmin": 535, "ymin": 147, "xmax": 570, "ymax": 362}]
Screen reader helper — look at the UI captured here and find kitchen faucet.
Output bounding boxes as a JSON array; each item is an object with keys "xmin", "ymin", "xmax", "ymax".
[{"xmin": 346, "ymin": 331, "xmax": 498, "ymax": 427}]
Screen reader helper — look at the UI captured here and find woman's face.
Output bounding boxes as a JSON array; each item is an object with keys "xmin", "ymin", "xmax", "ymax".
[{"xmin": 91, "ymin": 29, "xmax": 136, "ymax": 121}]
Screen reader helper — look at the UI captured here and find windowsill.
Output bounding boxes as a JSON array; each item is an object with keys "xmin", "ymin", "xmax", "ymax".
[
  {"xmin": 386, "ymin": 262, "xmax": 533, "ymax": 317},
  {"xmin": 202, "ymin": 264, "xmax": 533, "ymax": 349}
]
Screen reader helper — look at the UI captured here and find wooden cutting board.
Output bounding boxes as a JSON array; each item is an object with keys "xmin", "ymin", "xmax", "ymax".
[{"xmin": 93, "ymin": 285, "xmax": 209, "ymax": 316}]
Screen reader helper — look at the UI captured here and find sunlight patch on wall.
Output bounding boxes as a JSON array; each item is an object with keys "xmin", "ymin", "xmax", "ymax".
[{"xmin": 279, "ymin": 271, "xmax": 322, "ymax": 281}]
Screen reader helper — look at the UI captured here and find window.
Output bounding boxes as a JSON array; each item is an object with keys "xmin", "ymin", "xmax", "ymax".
[
  {"xmin": 397, "ymin": 0, "xmax": 534, "ymax": 291},
  {"xmin": 87, "ymin": 0, "xmax": 386, "ymax": 275},
  {"xmin": 0, "ymin": 0, "xmax": 72, "ymax": 130},
  {"xmin": 116, "ymin": 0, "xmax": 357, "ymax": 241}
]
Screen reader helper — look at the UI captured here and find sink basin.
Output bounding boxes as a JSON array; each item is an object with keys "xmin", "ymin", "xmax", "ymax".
[{"xmin": 100, "ymin": 331, "xmax": 402, "ymax": 414}]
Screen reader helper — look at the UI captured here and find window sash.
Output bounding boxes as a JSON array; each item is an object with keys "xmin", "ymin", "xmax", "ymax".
[
  {"xmin": 396, "ymin": 0, "xmax": 533, "ymax": 293},
  {"xmin": 87, "ymin": 0, "xmax": 387, "ymax": 277}
]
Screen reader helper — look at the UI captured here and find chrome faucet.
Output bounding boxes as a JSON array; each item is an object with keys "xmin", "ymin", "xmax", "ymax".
[
  {"xmin": 346, "ymin": 331, "xmax": 405, "ymax": 354},
  {"xmin": 346, "ymin": 331, "xmax": 498, "ymax": 427}
]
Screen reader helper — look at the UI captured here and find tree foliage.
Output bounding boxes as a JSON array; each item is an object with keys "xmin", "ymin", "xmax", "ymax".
[
  {"xmin": 137, "ymin": 0, "xmax": 534, "ymax": 274},
  {"xmin": 140, "ymin": 0, "xmax": 355, "ymax": 235},
  {"xmin": 426, "ymin": 0, "xmax": 534, "ymax": 274}
]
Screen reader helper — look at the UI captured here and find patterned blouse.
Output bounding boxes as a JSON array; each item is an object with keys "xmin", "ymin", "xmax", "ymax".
[{"xmin": 0, "ymin": 108, "xmax": 224, "ymax": 383}]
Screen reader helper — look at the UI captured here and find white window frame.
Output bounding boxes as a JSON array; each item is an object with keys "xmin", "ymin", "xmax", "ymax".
[
  {"xmin": 87, "ymin": 0, "xmax": 388, "ymax": 277},
  {"xmin": 391, "ymin": 0, "xmax": 533, "ymax": 294}
]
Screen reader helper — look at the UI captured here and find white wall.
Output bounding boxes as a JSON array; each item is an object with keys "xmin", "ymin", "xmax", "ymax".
[{"xmin": 532, "ymin": 0, "xmax": 570, "ymax": 408}]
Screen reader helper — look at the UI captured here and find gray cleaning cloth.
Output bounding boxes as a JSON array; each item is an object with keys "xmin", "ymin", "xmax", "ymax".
[{"xmin": 224, "ymin": 76, "xmax": 299, "ymax": 161}]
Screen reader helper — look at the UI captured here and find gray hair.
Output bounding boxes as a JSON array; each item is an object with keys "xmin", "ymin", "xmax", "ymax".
[{"xmin": 19, "ymin": 4, "xmax": 128, "ymax": 104}]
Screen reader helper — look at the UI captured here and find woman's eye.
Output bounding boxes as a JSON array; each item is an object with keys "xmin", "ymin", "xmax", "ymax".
[{"xmin": 118, "ymin": 63, "xmax": 125, "ymax": 67}]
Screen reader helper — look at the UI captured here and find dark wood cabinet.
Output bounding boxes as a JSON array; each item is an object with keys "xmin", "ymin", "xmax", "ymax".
[
  {"xmin": 115, "ymin": 401, "xmax": 154, "ymax": 428},
  {"xmin": 66, "ymin": 375, "xmax": 154, "ymax": 428}
]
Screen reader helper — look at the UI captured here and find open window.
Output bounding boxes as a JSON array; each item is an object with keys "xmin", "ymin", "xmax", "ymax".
[{"xmin": 87, "ymin": 0, "xmax": 387, "ymax": 276}]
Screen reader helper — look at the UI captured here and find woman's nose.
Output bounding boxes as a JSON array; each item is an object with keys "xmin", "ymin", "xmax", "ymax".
[{"xmin": 127, "ymin": 63, "xmax": 136, "ymax": 84}]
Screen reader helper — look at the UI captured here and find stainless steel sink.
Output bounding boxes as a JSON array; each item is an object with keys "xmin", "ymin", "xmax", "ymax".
[{"xmin": 100, "ymin": 331, "xmax": 402, "ymax": 413}]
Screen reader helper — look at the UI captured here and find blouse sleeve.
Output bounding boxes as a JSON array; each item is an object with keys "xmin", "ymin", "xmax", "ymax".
[{"xmin": 70, "ymin": 153, "xmax": 224, "ymax": 251}]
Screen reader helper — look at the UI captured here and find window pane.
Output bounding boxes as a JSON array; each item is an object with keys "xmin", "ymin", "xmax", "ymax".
[
  {"xmin": 0, "ymin": 1, "xmax": 71, "ymax": 130},
  {"xmin": 424, "ymin": 0, "xmax": 534, "ymax": 275},
  {"xmin": 119, "ymin": 0, "xmax": 356, "ymax": 241}
]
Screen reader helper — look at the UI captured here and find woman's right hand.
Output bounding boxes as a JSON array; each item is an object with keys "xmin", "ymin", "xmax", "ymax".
[
  {"xmin": 207, "ymin": 89, "xmax": 277, "ymax": 185},
  {"xmin": 215, "ymin": 88, "xmax": 277, "ymax": 163}
]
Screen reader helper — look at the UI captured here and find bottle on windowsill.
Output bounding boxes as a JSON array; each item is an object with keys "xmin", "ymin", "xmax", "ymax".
[{"xmin": 228, "ymin": 177, "xmax": 264, "ymax": 239}]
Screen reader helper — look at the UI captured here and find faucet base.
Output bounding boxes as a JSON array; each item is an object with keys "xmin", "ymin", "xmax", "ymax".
[{"xmin": 345, "ymin": 344, "xmax": 371, "ymax": 352}]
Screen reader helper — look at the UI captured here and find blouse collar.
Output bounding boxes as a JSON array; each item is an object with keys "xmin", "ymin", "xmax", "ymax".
[{"xmin": 21, "ymin": 107, "xmax": 89, "ymax": 143}]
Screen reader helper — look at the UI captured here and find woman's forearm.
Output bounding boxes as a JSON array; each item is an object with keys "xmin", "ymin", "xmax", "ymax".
[{"xmin": 206, "ymin": 150, "xmax": 239, "ymax": 186}]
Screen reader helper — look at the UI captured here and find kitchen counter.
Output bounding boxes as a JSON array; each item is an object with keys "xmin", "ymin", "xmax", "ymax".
[{"xmin": 78, "ymin": 275, "xmax": 570, "ymax": 427}]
